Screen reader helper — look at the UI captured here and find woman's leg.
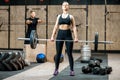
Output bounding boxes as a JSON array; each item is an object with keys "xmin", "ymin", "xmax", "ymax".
[
  {"xmin": 65, "ymin": 41, "xmax": 75, "ymax": 76},
  {"xmin": 65, "ymin": 41, "xmax": 74, "ymax": 71},
  {"xmin": 53, "ymin": 41, "xmax": 64, "ymax": 76},
  {"xmin": 55, "ymin": 41, "xmax": 64, "ymax": 70}
]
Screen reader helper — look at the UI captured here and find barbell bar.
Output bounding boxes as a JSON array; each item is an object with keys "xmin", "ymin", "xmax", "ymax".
[{"xmin": 18, "ymin": 30, "xmax": 113, "ymax": 51}]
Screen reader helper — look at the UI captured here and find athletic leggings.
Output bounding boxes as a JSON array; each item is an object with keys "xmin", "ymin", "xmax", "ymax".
[{"xmin": 55, "ymin": 29, "xmax": 74, "ymax": 71}]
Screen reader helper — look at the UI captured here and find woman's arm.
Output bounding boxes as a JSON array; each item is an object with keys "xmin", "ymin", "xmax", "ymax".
[
  {"xmin": 51, "ymin": 15, "xmax": 60, "ymax": 41},
  {"xmin": 70, "ymin": 15, "xmax": 78, "ymax": 42}
]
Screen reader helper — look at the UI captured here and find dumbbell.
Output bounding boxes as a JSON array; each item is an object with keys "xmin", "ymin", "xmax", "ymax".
[
  {"xmin": 90, "ymin": 57, "xmax": 103, "ymax": 63},
  {"xmin": 82, "ymin": 65, "xmax": 92, "ymax": 74},
  {"xmin": 88, "ymin": 60, "xmax": 101, "ymax": 68},
  {"xmin": 99, "ymin": 67, "xmax": 107, "ymax": 75},
  {"xmin": 92, "ymin": 67, "xmax": 101, "ymax": 75},
  {"xmin": 105, "ymin": 66, "xmax": 112, "ymax": 74}
]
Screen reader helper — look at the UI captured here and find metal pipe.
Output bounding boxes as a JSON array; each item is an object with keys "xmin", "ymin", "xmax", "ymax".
[
  {"xmin": 86, "ymin": 0, "xmax": 89, "ymax": 45},
  {"xmin": 8, "ymin": 2, "xmax": 10, "ymax": 49},
  {"xmin": 104, "ymin": 0, "xmax": 107, "ymax": 53},
  {"xmin": 25, "ymin": 0, "xmax": 27, "ymax": 38}
]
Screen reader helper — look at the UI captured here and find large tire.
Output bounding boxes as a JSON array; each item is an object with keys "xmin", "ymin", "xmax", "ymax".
[
  {"xmin": 11, "ymin": 52, "xmax": 23, "ymax": 70},
  {"xmin": 19, "ymin": 58, "xmax": 25, "ymax": 69},
  {"xmin": 17, "ymin": 51, "xmax": 25, "ymax": 68},
  {"xmin": 2, "ymin": 52, "xmax": 16, "ymax": 71},
  {"xmin": 0, "ymin": 51, "xmax": 25, "ymax": 71},
  {"xmin": 0, "ymin": 63, "xmax": 6, "ymax": 71},
  {"xmin": 9, "ymin": 60, "xmax": 19, "ymax": 71},
  {"xmin": 18, "ymin": 51, "xmax": 25, "ymax": 60},
  {"xmin": 0, "ymin": 52, "xmax": 10, "ymax": 61},
  {"xmin": 18, "ymin": 52, "xmax": 25, "ymax": 69},
  {"xmin": 0, "ymin": 52, "xmax": 10, "ymax": 71}
]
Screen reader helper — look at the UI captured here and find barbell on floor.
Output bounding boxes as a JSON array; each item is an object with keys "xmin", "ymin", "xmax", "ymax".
[{"xmin": 18, "ymin": 30, "xmax": 113, "ymax": 51}]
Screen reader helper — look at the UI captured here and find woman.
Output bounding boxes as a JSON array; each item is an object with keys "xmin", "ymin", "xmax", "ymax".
[
  {"xmin": 51, "ymin": 1, "xmax": 78, "ymax": 76},
  {"xmin": 25, "ymin": 10, "xmax": 42, "ymax": 44}
]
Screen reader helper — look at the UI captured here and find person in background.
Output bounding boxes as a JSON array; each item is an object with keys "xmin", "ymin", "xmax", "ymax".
[{"xmin": 25, "ymin": 10, "xmax": 42, "ymax": 44}]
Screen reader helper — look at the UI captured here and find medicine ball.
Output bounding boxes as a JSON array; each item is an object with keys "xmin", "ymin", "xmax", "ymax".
[
  {"xmin": 36, "ymin": 53, "xmax": 46, "ymax": 63},
  {"xmin": 54, "ymin": 54, "xmax": 64, "ymax": 63}
]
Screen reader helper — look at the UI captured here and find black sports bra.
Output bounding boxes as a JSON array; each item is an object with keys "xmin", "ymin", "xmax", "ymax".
[{"xmin": 58, "ymin": 15, "xmax": 71, "ymax": 25}]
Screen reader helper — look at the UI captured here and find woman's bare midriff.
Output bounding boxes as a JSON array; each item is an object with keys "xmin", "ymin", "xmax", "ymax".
[{"xmin": 59, "ymin": 24, "xmax": 70, "ymax": 30}]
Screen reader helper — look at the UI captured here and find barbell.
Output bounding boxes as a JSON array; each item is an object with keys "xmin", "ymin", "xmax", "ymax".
[{"xmin": 18, "ymin": 30, "xmax": 113, "ymax": 51}]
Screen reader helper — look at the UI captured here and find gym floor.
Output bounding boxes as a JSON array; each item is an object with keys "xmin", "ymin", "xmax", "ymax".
[{"xmin": 0, "ymin": 52, "xmax": 120, "ymax": 80}]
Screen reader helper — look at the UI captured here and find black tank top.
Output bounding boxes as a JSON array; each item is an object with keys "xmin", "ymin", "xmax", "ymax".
[{"xmin": 58, "ymin": 15, "xmax": 71, "ymax": 25}]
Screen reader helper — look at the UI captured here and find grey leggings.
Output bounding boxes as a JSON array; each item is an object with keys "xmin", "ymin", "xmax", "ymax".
[{"xmin": 55, "ymin": 29, "xmax": 74, "ymax": 71}]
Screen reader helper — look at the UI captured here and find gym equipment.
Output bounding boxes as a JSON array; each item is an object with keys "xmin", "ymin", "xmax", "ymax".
[
  {"xmin": 94, "ymin": 32, "xmax": 98, "ymax": 51},
  {"xmin": 54, "ymin": 54, "xmax": 64, "ymax": 63},
  {"xmin": 11, "ymin": 52, "xmax": 24, "ymax": 70},
  {"xmin": 17, "ymin": 51, "xmax": 25, "ymax": 68},
  {"xmin": 105, "ymin": 66, "xmax": 112, "ymax": 74},
  {"xmin": 0, "ymin": 51, "xmax": 25, "ymax": 71},
  {"xmin": 94, "ymin": 60, "xmax": 101, "ymax": 67},
  {"xmin": 0, "ymin": 52, "xmax": 7, "ymax": 71},
  {"xmin": 81, "ymin": 45, "xmax": 91, "ymax": 63},
  {"xmin": 92, "ymin": 67, "xmax": 100, "ymax": 75},
  {"xmin": 99, "ymin": 67, "xmax": 106, "ymax": 75},
  {"xmin": 88, "ymin": 60, "xmax": 96, "ymax": 67},
  {"xmin": 90, "ymin": 57, "xmax": 103, "ymax": 63},
  {"xmin": 82, "ymin": 65, "xmax": 92, "ymax": 74},
  {"xmin": 18, "ymin": 30, "xmax": 113, "ymax": 50},
  {"xmin": 81, "ymin": 57, "xmax": 113, "ymax": 75},
  {"xmin": 2, "ymin": 52, "xmax": 16, "ymax": 71},
  {"xmin": 36, "ymin": 53, "xmax": 46, "ymax": 63},
  {"xmin": 0, "ymin": 63, "xmax": 6, "ymax": 71},
  {"xmin": 0, "ymin": 52, "xmax": 9, "ymax": 61},
  {"xmin": 88, "ymin": 60, "xmax": 101, "ymax": 68}
]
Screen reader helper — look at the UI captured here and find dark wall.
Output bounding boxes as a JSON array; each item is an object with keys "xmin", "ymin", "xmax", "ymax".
[{"xmin": 0, "ymin": 0, "xmax": 120, "ymax": 5}]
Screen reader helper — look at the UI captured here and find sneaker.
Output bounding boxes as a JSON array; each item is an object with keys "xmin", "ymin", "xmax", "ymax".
[
  {"xmin": 70, "ymin": 71, "xmax": 75, "ymax": 76},
  {"xmin": 53, "ymin": 70, "xmax": 59, "ymax": 76}
]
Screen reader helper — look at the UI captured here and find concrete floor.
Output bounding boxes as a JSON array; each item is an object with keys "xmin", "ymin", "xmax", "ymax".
[
  {"xmin": 108, "ymin": 54, "xmax": 120, "ymax": 80},
  {"xmin": 1, "ymin": 53, "xmax": 120, "ymax": 80}
]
